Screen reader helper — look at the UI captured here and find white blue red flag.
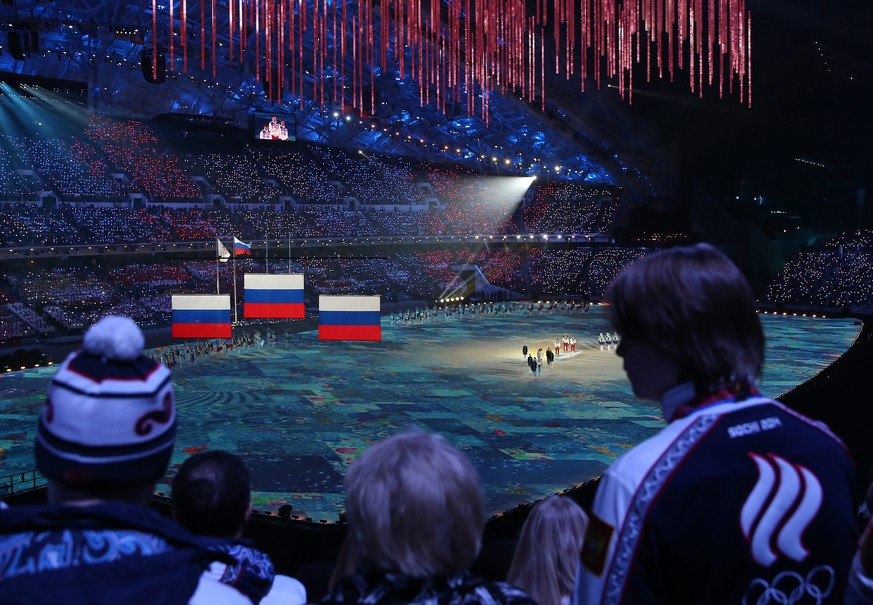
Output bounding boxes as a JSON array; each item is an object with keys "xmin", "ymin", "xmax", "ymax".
[
  {"xmin": 244, "ymin": 274, "xmax": 305, "ymax": 319},
  {"xmin": 233, "ymin": 237, "xmax": 252, "ymax": 256},
  {"xmin": 171, "ymin": 294, "xmax": 232, "ymax": 338},
  {"xmin": 318, "ymin": 295, "xmax": 381, "ymax": 341}
]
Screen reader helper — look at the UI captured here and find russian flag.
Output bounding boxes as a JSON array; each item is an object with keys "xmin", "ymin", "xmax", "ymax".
[
  {"xmin": 244, "ymin": 274, "xmax": 305, "ymax": 319},
  {"xmin": 319, "ymin": 295, "xmax": 381, "ymax": 341},
  {"xmin": 234, "ymin": 237, "xmax": 252, "ymax": 256},
  {"xmin": 172, "ymin": 294, "xmax": 232, "ymax": 339}
]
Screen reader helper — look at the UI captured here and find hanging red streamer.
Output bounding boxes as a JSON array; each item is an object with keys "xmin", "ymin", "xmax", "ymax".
[{"xmin": 149, "ymin": 0, "xmax": 751, "ymax": 120}]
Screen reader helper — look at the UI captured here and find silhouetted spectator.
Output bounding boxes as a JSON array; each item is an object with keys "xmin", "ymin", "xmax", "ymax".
[
  {"xmin": 172, "ymin": 450, "xmax": 306, "ymax": 605},
  {"xmin": 0, "ymin": 316, "xmax": 246, "ymax": 604},
  {"xmin": 574, "ymin": 244, "xmax": 857, "ymax": 604},
  {"xmin": 323, "ymin": 431, "xmax": 536, "ymax": 605}
]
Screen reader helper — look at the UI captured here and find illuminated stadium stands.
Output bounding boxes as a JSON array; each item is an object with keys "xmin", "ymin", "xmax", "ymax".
[
  {"xmin": 762, "ymin": 230, "xmax": 873, "ymax": 310},
  {"xmin": 84, "ymin": 116, "xmax": 200, "ymax": 202},
  {"xmin": 1, "ymin": 117, "xmax": 871, "ymax": 348}
]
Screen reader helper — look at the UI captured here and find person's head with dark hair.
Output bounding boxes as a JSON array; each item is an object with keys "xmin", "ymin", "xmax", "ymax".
[
  {"xmin": 172, "ymin": 450, "xmax": 252, "ymax": 539},
  {"xmin": 606, "ymin": 242, "xmax": 764, "ymax": 411},
  {"xmin": 172, "ymin": 450, "xmax": 309, "ymax": 605},
  {"xmin": 578, "ymin": 244, "xmax": 858, "ymax": 605},
  {"xmin": 506, "ymin": 496, "xmax": 588, "ymax": 605}
]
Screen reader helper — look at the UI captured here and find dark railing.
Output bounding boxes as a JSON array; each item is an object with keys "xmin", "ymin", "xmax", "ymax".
[{"xmin": 0, "ymin": 469, "xmax": 46, "ymax": 498}]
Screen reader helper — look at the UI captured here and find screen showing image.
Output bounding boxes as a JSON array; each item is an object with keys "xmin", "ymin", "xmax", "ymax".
[{"xmin": 252, "ymin": 112, "xmax": 296, "ymax": 142}]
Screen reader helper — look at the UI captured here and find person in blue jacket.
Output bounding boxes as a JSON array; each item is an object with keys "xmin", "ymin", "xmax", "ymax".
[{"xmin": 0, "ymin": 317, "xmax": 246, "ymax": 605}]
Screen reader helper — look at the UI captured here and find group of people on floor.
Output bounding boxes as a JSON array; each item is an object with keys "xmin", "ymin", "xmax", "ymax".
[
  {"xmin": 1, "ymin": 243, "xmax": 871, "ymax": 604},
  {"xmin": 522, "ymin": 334, "xmax": 579, "ymax": 376},
  {"xmin": 596, "ymin": 332, "xmax": 619, "ymax": 348}
]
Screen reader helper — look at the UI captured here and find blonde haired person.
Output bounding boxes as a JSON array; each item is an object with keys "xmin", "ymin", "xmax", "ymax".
[
  {"xmin": 324, "ymin": 431, "xmax": 536, "ymax": 605},
  {"xmin": 507, "ymin": 496, "xmax": 589, "ymax": 605}
]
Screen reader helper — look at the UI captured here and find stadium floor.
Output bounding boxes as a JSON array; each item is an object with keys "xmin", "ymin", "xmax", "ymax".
[{"xmin": 0, "ymin": 306, "xmax": 861, "ymax": 523}]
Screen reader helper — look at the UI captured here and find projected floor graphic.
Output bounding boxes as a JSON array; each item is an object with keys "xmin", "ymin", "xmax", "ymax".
[{"xmin": 0, "ymin": 306, "xmax": 860, "ymax": 523}]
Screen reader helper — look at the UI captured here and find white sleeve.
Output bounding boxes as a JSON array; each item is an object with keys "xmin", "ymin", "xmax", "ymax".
[
  {"xmin": 573, "ymin": 467, "xmax": 638, "ymax": 605},
  {"xmin": 188, "ymin": 576, "xmax": 251, "ymax": 605},
  {"xmin": 260, "ymin": 575, "xmax": 307, "ymax": 605}
]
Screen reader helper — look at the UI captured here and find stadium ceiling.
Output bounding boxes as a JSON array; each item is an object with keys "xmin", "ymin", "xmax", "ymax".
[
  {"xmin": 0, "ymin": 1, "xmax": 869, "ymax": 202},
  {"xmin": 0, "ymin": 0, "xmax": 766, "ymax": 201}
]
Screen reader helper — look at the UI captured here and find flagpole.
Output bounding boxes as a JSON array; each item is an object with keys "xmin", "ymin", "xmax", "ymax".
[
  {"xmin": 265, "ymin": 236, "xmax": 269, "ymax": 274},
  {"xmin": 216, "ymin": 238, "xmax": 220, "ymax": 294},
  {"xmin": 288, "ymin": 235, "xmax": 291, "ymax": 273},
  {"xmin": 233, "ymin": 255, "xmax": 238, "ymax": 324}
]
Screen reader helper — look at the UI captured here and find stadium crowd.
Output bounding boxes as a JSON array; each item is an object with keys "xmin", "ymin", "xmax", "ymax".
[
  {"xmin": 762, "ymin": 230, "xmax": 873, "ymax": 311},
  {"xmin": 0, "ymin": 243, "xmax": 648, "ymax": 340},
  {"xmin": 0, "ymin": 116, "xmax": 637, "ymax": 344}
]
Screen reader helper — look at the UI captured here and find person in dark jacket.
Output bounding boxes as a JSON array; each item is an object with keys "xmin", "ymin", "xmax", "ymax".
[
  {"xmin": 574, "ymin": 244, "xmax": 857, "ymax": 605},
  {"xmin": 0, "ymin": 316, "xmax": 245, "ymax": 605},
  {"xmin": 172, "ymin": 450, "xmax": 306, "ymax": 605}
]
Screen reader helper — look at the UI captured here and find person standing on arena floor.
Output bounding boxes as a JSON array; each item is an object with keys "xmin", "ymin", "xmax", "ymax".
[
  {"xmin": 574, "ymin": 243, "xmax": 857, "ymax": 605},
  {"xmin": 323, "ymin": 431, "xmax": 537, "ymax": 605},
  {"xmin": 522, "ymin": 342, "xmax": 528, "ymax": 358},
  {"xmin": 172, "ymin": 450, "xmax": 306, "ymax": 605},
  {"xmin": 0, "ymin": 316, "xmax": 247, "ymax": 605}
]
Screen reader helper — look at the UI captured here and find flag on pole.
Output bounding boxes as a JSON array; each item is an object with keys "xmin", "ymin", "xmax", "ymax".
[
  {"xmin": 318, "ymin": 295, "xmax": 381, "ymax": 341},
  {"xmin": 172, "ymin": 294, "xmax": 232, "ymax": 338},
  {"xmin": 217, "ymin": 238, "xmax": 231, "ymax": 262},
  {"xmin": 244, "ymin": 274, "xmax": 305, "ymax": 319},
  {"xmin": 233, "ymin": 237, "xmax": 252, "ymax": 256}
]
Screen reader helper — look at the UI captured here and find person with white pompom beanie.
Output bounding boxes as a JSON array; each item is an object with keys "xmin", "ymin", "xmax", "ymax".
[{"xmin": 0, "ymin": 316, "xmax": 247, "ymax": 605}]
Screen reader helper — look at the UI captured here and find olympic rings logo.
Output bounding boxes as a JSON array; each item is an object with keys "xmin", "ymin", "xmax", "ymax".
[{"xmin": 742, "ymin": 566, "xmax": 835, "ymax": 605}]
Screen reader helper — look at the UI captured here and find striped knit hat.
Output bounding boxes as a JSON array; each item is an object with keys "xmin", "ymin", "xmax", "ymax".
[{"xmin": 35, "ymin": 316, "xmax": 176, "ymax": 486}]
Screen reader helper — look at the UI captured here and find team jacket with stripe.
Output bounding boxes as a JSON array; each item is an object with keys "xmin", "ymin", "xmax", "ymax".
[{"xmin": 573, "ymin": 396, "xmax": 857, "ymax": 605}]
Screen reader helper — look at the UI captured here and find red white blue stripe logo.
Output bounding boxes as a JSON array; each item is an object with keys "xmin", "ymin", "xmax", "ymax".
[
  {"xmin": 171, "ymin": 294, "xmax": 232, "ymax": 339},
  {"xmin": 244, "ymin": 274, "xmax": 305, "ymax": 319},
  {"xmin": 318, "ymin": 295, "xmax": 381, "ymax": 341},
  {"xmin": 233, "ymin": 236, "xmax": 252, "ymax": 256}
]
